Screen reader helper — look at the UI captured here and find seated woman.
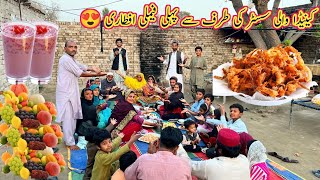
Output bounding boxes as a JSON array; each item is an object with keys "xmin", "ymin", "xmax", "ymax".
[
  {"xmin": 139, "ymin": 75, "xmax": 163, "ymax": 106},
  {"xmin": 115, "ymin": 71, "xmax": 147, "ymax": 95},
  {"xmin": 90, "ymin": 84, "xmax": 114, "ymax": 129},
  {"xmin": 109, "ymin": 89, "xmax": 156, "ymax": 142},
  {"xmin": 77, "ymin": 88, "xmax": 117, "ymax": 180},
  {"xmin": 246, "ymin": 140, "xmax": 270, "ymax": 180},
  {"xmin": 159, "ymin": 83, "xmax": 185, "ymax": 120},
  {"xmin": 76, "ymin": 88, "xmax": 98, "ymax": 136}
]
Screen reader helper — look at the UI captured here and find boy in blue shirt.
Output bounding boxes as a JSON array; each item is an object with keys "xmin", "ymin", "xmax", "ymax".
[{"xmin": 181, "ymin": 89, "xmax": 205, "ymax": 117}]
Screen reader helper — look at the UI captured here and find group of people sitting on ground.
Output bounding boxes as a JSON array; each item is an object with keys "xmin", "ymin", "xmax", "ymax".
[{"xmin": 76, "ymin": 72, "xmax": 270, "ymax": 180}]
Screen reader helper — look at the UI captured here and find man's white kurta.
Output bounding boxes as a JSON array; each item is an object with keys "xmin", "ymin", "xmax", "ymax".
[
  {"xmin": 56, "ymin": 53, "xmax": 87, "ymax": 123},
  {"xmin": 163, "ymin": 51, "xmax": 185, "ymax": 92}
]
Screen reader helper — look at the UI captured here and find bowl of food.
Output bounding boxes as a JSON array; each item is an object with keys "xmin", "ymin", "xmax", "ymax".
[
  {"xmin": 177, "ymin": 119, "xmax": 186, "ymax": 125},
  {"xmin": 138, "ymin": 133, "xmax": 160, "ymax": 143}
]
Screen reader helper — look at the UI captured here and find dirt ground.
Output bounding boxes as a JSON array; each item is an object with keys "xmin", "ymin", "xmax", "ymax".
[{"xmin": 1, "ymin": 84, "xmax": 320, "ymax": 180}]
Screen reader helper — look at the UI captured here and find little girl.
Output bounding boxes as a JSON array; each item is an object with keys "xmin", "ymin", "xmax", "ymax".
[
  {"xmin": 197, "ymin": 108, "xmax": 224, "ymax": 148},
  {"xmin": 195, "ymin": 104, "xmax": 212, "ymax": 134},
  {"xmin": 182, "ymin": 120, "xmax": 201, "ymax": 152}
]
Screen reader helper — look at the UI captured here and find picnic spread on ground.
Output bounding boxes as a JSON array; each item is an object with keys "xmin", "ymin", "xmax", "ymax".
[{"xmin": 1, "ymin": 19, "xmax": 320, "ymax": 180}]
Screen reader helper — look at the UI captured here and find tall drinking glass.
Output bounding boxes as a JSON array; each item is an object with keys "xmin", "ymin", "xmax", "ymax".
[
  {"xmin": 30, "ymin": 22, "xmax": 59, "ymax": 84},
  {"xmin": 1, "ymin": 22, "xmax": 36, "ymax": 84}
]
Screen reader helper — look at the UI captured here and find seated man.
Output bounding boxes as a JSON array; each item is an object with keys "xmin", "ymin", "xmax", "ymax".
[
  {"xmin": 100, "ymin": 72, "xmax": 123, "ymax": 102},
  {"xmin": 159, "ymin": 76, "xmax": 178, "ymax": 100},
  {"xmin": 191, "ymin": 128, "xmax": 251, "ymax": 180},
  {"xmin": 125, "ymin": 127, "xmax": 192, "ymax": 180}
]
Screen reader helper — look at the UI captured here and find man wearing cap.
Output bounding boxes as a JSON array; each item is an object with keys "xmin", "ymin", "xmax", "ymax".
[
  {"xmin": 191, "ymin": 128, "xmax": 250, "ymax": 180},
  {"xmin": 100, "ymin": 72, "xmax": 122, "ymax": 101}
]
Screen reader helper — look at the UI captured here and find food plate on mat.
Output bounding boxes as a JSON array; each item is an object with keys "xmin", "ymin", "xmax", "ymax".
[
  {"xmin": 162, "ymin": 122, "xmax": 177, "ymax": 129},
  {"xmin": 144, "ymin": 113, "xmax": 159, "ymax": 119},
  {"xmin": 168, "ymin": 119, "xmax": 178, "ymax": 123},
  {"xmin": 138, "ymin": 133, "xmax": 160, "ymax": 143},
  {"xmin": 142, "ymin": 124, "xmax": 155, "ymax": 128},
  {"xmin": 177, "ymin": 119, "xmax": 186, "ymax": 125},
  {"xmin": 142, "ymin": 119, "xmax": 157, "ymax": 128}
]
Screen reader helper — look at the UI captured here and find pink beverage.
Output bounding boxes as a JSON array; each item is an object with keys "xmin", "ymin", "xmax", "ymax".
[
  {"xmin": 1, "ymin": 22, "xmax": 36, "ymax": 84},
  {"xmin": 30, "ymin": 22, "xmax": 58, "ymax": 84}
]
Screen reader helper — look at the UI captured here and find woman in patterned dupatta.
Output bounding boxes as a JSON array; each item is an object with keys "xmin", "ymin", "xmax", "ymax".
[
  {"xmin": 139, "ymin": 75, "xmax": 163, "ymax": 105},
  {"xmin": 109, "ymin": 89, "xmax": 144, "ymax": 141},
  {"xmin": 247, "ymin": 140, "xmax": 270, "ymax": 180}
]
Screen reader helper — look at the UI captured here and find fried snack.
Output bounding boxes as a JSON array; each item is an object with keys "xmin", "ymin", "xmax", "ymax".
[
  {"xmin": 162, "ymin": 122, "xmax": 177, "ymax": 129},
  {"xmin": 139, "ymin": 134, "xmax": 159, "ymax": 143},
  {"xmin": 215, "ymin": 45, "xmax": 312, "ymax": 98}
]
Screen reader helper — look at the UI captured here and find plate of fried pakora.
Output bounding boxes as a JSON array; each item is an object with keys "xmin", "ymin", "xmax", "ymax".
[
  {"xmin": 138, "ymin": 133, "xmax": 160, "ymax": 143},
  {"xmin": 213, "ymin": 45, "xmax": 317, "ymax": 106}
]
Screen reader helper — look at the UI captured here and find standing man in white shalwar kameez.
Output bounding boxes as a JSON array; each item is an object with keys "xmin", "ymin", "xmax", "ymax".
[
  {"xmin": 158, "ymin": 40, "xmax": 187, "ymax": 93},
  {"xmin": 56, "ymin": 40, "xmax": 106, "ymax": 150},
  {"xmin": 109, "ymin": 38, "xmax": 129, "ymax": 90}
]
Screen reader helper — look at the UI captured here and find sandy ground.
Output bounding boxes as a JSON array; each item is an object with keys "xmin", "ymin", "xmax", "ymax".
[{"xmin": 1, "ymin": 84, "xmax": 320, "ymax": 180}]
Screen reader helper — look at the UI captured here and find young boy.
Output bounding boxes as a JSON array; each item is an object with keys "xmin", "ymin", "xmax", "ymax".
[
  {"xmin": 111, "ymin": 151, "xmax": 137, "ymax": 180},
  {"xmin": 219, "ymin": 103, "xmax": 248, "ymax": 134},
  {"xmin": 182, "ymin": 120, "xmax": 202, "ymax": 152},
  {"xmin": 181, "ymin": 88, "xmax": 205, "ymax": 117},
  {"xmin": 206, "ymin": 103, "xmax": 248, "ymax": 134},
  {"xmin": 91, "ymin": 129, "xmax": 140, "ymax": 180},
  {"xmin": 82, "ymin": 119, "xmax": 117, "ymax": 180},
  {"xmin": 204, "ymin": 94, "xmax": 215, "ymax": 116},
  {"xmin": 179, "ymin": 46, "xmax": 207, "ymax": 99}
]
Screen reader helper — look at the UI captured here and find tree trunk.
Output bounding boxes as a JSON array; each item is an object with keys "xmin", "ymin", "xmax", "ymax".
[
  {"xmin": 231, "ymin": 0, "xmax": 267, "ymax": 49},
  {"xmin": 272, "ymin": 0, "xmax": 281, "ymax": 17},
  {"xmin": 282, "ymin": 0, "xmax": 316, "ymax": 44},
  {"xmin": 254, "ymin": 0, "xmax": 281, "ymax": 48},
  {"xmin": 284, "ymin": 30, "xmax": 296, "ymax": 40},
  {"xmin": 287, "ymin": 31, "xmax": 306, "ymax": 45}
]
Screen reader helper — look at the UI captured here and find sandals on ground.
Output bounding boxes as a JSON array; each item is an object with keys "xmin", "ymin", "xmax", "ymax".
[{"xmin": 267, "ymin": 152, "xmax": 299, "ymax": 163}]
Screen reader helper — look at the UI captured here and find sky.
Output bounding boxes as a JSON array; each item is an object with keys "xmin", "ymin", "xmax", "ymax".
[{"xmin": 36, "ymin": 0, "xmax": 312, "ymax": 22}]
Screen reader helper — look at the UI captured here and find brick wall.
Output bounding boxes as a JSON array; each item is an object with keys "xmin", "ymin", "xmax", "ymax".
[
  {"xmin": 51, "ymin": 22, "xmax": 141, "ymax": 88},
  {"xmin": 139, "ymin": 26, "xmax": 255, "ymax": 83},
  {"xmin": 294, "ymin": 36, "xmax": 320, "ymax": 64},
  {"xmin": 48, "ymin": 22, "xmax": 255, "ymax": 88},
  {"xmin": 0, "ymin": 0, "xmax": 45, "ymax": 93}
]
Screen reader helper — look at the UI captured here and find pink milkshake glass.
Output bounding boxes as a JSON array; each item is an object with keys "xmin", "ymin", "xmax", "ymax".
[
  {"xmin": 30, "ymin": 22, "xmax": 59, "ymax": 84},
  {"xmin": 1, "ymin": 22, "xmax": 36, "ymax": 84}
]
